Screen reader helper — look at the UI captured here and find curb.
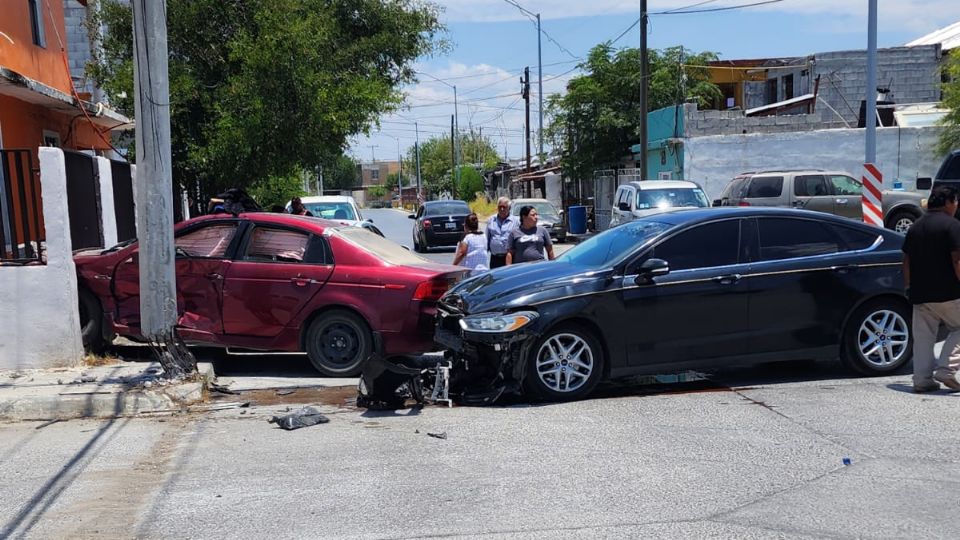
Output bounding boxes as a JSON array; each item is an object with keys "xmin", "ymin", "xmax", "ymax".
[{"xmin": 0, "ymin": 362, "xmax": 216, "ymax": 422}]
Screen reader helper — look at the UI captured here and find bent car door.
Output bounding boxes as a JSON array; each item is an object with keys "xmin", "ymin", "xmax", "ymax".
[
  {"xmin": 743, "ymin": 217, "xmax": 865, "ymax": 355},
  {"xmin": 174, "ymin": 221, "xmax": 240, "ymax": 335},
  {"xmin": 620, "ymin": 218, "xmax": 750, "ymax": 366},
  {"xmin": 221, "ymin": 225, "xmax": 333, "ymax": 337}
]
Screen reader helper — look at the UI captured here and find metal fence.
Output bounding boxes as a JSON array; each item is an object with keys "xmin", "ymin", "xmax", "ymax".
[
  {"xmin": 0, "ymin": 149, "xmax": 43, "ymax": 264},
  {"xmin": 110, "ymin": 159, "xmax": 136, "ymax": 242},
  {"xmin": 593, "ymin": 169, "xmax": 616, "ymax": 233},
  {"xmin": 63, "ymin": 150, "xmax": 104, "ymax": 250}
]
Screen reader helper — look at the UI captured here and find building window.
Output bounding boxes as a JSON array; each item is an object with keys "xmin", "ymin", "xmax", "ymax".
[
  {"xmin": 28, "ymin": 0, "xmax": 46, "ymax": 48},
  {"xmin": 42, "ymin": 130, "xmax": 60, "ymax": 147},
  {"xmin": 371, "ymin": 169, "xmax": 379, "ymax": 180},
  {"xmin": 765, "ymin": 79, "xmax": 778, "ymax": 104},
  {"xmin": 782, "ymin": 74, "xmax": 795, "ymax": 100}
]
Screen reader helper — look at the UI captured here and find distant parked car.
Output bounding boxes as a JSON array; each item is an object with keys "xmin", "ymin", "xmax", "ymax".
[
  {"xmin": 609, "ymin": 180, "xmax": 710, "ymax": 228},
  {"xmin": 75, "ymin": 213, "xmax": 467, "ymax": 376},
  {"xmin": 287, "ymin": 195, "xmax": 367, "ymax": 225},
  {"xmin": 715, "ymin": 169, "xmax": 926, "ymax": 233},
  {"xmin": 436, "ymin": 207, "xmax": 911, "ymax": 402},
  {"xmin": 510, "ymin": 198, "xmax": 567, "ymax": 242},
  {"xmin": 409, "ymin": 200, "xmax": 471, "ymax": 252}
]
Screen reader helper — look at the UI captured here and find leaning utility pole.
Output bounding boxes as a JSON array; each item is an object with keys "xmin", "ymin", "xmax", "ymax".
[
  {"xmin": 639, "ymin": 0, "xmax": 649, "ymax": 180},
  {"xmin": 132, "ymin": 0, "xmax": 195, "ymax": 377}
]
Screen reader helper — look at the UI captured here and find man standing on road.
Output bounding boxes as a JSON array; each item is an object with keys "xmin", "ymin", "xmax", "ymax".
[
  {"xmin": 903, "ymin": 185, "xmax": 960, "ymax": 393},
  {"xmin": 486, "ymin": 196, "xmax": 517, "ymax": 269}
]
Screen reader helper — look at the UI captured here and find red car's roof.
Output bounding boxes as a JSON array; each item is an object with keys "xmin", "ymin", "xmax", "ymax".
[{"xmin": 177, "ymin": 212, "xmax": 341, "ymax": 234}]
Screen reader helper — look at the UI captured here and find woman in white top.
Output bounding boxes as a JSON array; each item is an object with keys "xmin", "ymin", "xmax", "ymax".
[{"xmin": 452, "ymin": 213, "xmax": 490, "ymax": 275}]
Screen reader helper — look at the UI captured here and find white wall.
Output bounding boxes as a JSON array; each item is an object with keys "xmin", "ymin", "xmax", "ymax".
[
  {"xmin": 684, "ymin": 126, "xmax": 945, "ymax": 199},
  {"xmin": 96, "ymin": 157, "xmax": 118, "ymax": 248},
  {"xmin": 0, "ymin": 148, "xmax": 84, "ymax": 369}
]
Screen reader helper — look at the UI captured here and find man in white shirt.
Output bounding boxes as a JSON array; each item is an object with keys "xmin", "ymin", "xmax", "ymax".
[{"xmin": 485, "ymin": 196, "xmax": 517, "ymax": 269}]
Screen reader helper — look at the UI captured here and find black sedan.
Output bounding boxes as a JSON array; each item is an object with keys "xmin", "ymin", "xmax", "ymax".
[
  {"xmin": 410, "ymin": 200, "xmax": 471, "ymax": 252},
  {"xmin": 435, "ymin": 207, "xmax": 912, "ymax": 402}
]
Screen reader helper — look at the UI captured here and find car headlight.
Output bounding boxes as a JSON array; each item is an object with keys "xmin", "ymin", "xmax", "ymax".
[{"xmin": 459, "ymin": 311, "xmax": 538, "ymax": 333}]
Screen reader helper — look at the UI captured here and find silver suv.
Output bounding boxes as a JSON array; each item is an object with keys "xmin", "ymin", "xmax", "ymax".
[
  {"xmin": 609, "ymin": 180, "xmax": 710, "ymax": 228},
  {"xmin": 715, "ymin": 169, "xmax": 926, "ymax": 232}
]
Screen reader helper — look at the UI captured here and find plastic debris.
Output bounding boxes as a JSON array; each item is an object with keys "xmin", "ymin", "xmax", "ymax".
[
  {"xmin": 842, "ymin": 457, "xmax": 852, "ymax": 466},
  {"xmin": 427, "ymin": 431, "xmax": 447, "ymax": 440},
  {"xmin": 209, "ymin": 382, "xmax": 238, "ymax": 395},
  {"xmin": 268, "ymin": 406, "xmax": 330, "ymax": 430}
]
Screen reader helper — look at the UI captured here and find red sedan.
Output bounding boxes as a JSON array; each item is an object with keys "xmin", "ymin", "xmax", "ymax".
[{"xmin": 75, "ymin": 213, "xmax": 467, "ymax": 375}]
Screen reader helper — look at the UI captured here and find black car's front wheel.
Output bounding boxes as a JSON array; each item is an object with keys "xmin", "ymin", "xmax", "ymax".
[
  {"xmin": 841, "ymin": 298, "xmax": 912, "ymax": 375},
  {"xmin": 305, "ymin": 310, "xmax": 372, "ymax": 376},
  {"xmin": 525, "ymin": 323, "xmax": 604, "ymax": 401}
]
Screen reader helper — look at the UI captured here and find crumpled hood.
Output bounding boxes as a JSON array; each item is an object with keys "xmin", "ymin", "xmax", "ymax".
[{"xmin": 443, "ymin": 261, "xmax": 609, "ymax": 314}]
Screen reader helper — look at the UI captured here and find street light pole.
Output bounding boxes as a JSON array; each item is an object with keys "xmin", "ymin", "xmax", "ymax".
[
  {"xmin": 396, "ymin": 137, "xmax": 402, "ymax": 205},
  {"xmin": 639, "ymin": 0, "xmax": 649, "ymax": 180},
  {"xmin": 453, "ymin": 84, "xmax": 460, "ymax": 195},
  {"xmin": 415, "ymin": 121, "xmax": 422, "ymax": 207},
  {"xmin": 865, "ymin": 0, "xmax": 878, "ymax": 164}
]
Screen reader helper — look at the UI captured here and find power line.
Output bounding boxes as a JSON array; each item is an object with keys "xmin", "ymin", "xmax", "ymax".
[
  {"xmin": 659, "ymin": 0, "xmax": 720, "ymax": 14},
  {"xmin": 413, "ymin": 60, "xmax": 578, "ymax": 84},
  {"xmin": 654, "ymin": 0, "xmax": 784, "ymax": 14},
  {"xmin": 501, "ymin": 0, "xmax": 581, "ymax": 60}
]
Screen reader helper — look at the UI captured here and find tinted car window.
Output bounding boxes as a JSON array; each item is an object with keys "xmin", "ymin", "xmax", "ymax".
[
  {"xmin": 720, "ymin": 177, "xmax": 749, "ymax": 199},
  {"xmin": 746, "ymin": 176, "xmax": 783, "ymax": 198},
  {"xmin": 424, "ymin": 202, "xmax": 470, "ymax": 216},
  {"xmin": 794, "ymin": 175, "xmax": 829, "ymax": 197},
  {"xmin": 830, "ymin": 224, "xmax": 880, "ymax": 251},
  {"xmin": 176, "ymin": 223, "xmax": 236, "ymax": 258},
  {"xmin": 651, "ymin": 220, "xmax": 740, "ymax": 271},
  {"xmin": 757, "ymin": 218, "xmax": 840, "ymax": 261},
  {"xmin": 830, "ymin": 175, "xmax": 861, "ymax": 196},
  {"xmin": 557, "ymin": 220, "xmax": 671, "ymax": 268},
  {"xmin": 244, "ymin": 227, "xmax": 309, "ymax": 263}
]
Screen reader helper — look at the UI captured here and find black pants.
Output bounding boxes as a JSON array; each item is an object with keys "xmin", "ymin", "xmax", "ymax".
[{"xmin": 490, "ymin": 254, "xmax": 508, "ymax": 269}]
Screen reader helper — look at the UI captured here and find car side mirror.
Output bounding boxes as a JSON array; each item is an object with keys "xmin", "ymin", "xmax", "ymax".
[
  {"xmin": 366, "ymin": 218, "xmax": 374, "ymax": 223},
  {"xmin": 917, "ymin": 177, "xmax": 932, "ymax": 190},
  {"xmin": 617, "ymin": 202, "xmax": 631, "ymax": 211},
  {"xmin": 634, "ymin": 258, "xmax": 669, "ymax": 285},
  {"xmin": 408, "ymin": 214, "xmax": 416, "ymax": 219},
  {"xmin": 712, "ymin": 199, "xmax": 722, "ymax": 207},
  {"xmin": 559, "ymin": 209, "xmax": 565, "ymax": 215}
]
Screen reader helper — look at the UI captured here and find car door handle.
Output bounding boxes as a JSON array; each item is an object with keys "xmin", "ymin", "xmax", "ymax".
[
  {"xmin": 290, "ymin": 276, "xmax": 314, "ymax": 287},
  {"xmin": 206, "ymin": 273, "xmax": 223, "ymax": 281},
  {"xmin": 792, "ymin": 200, "xmax": 805, "ymax": 208},
  {"xmin": 836, "ymin": 198, "xmax": 849, "ymax": 205},
  {"xmin": 831, "ymin": 264, "xmax": 858, "ymax": 274},
  {"xmin": 713, "ymin": 274, "xmax": 742, "ymax": 285}
]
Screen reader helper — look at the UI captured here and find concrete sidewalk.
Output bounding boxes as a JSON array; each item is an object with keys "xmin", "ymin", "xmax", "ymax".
[{"xmin": 0, "ymin": 361, "xmax": 214, "ymax": 422}]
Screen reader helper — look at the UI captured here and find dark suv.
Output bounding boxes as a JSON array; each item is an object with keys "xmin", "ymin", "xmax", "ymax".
[{"xmin": 716, "ymin": 169, "xmax": 926, "ymax": 233}]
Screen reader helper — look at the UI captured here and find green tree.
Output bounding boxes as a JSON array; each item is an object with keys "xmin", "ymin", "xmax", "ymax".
[
  {"xmin": 403, "ymin": 134, "xmax": 500, "ymax": 195},
  {"xmin": 248, "ymin": 172, "xmax": 306, "ymax": 209},
  {"xmin": 457, "ymin": 167, "xmax": 484, "ymax": 201},
  {"xmin": 367, "ymin": 184, "xmax": 388, "ymax": 200},
  {"xmin": 545, "ymin": 43, "xmax": 721, "ymax": 181},
  {"xmin": 87, "ymin": 0, "xmax": 442, "ymax": 204},
  {"xmin": 939, "ymin": 53, "xmax": 960, "ymax": 155},
  {"xmin": 324, "ymin": 154, "xmax": 361, "ymax": 190}
]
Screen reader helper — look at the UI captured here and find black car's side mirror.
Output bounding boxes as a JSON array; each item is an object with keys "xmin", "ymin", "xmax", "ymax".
[
  {"xmin": 408, "ymin": 214, "xmax": 416, "ymax": 219},
  {"xmin": 634, "ymin": 258, "xmax": 669, "ymax": 285},
  {"xmin": 917, "ymin": 177, "xmax": 932, "ymax": 190},
  {"xmin": 617, "ymin": 202, "xmax": 631, "ymax": 211},
  {"xmin": 712, "ymin": 199, "xmax": 722, "ymax": 207}
]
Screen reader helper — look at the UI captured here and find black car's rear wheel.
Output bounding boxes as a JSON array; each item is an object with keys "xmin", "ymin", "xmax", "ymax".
[
  {"xmin": 524, "ymin": 323, "xmax": 604, "ymax": 401},
  {"xmin": 842, "ymin": 298, "xmax": 912, "ymax": 375},
  {"xmin": 305, "ymin": 310, "xmax": 372, "ymax": 376}
]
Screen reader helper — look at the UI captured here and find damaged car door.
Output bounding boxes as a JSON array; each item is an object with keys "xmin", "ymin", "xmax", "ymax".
[{"xmin": 174, "ymin": 221, "xmax": 239, "ymax": 336}]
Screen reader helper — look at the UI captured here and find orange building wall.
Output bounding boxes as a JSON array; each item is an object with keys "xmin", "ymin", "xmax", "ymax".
[{"xmin": 0, "ymin": 0, "xmax": 73, "ymax": 94}]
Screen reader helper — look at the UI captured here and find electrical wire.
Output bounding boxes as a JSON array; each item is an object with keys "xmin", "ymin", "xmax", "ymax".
[{"xmin": 654, "ymin": 0, "xmax": 784, "ymax": 14}]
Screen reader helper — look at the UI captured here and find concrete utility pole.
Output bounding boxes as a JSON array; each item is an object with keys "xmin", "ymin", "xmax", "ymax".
[
  {"xmin": 639, "ymin": 0, "xmax": 649, "ymax": 180},
  {"xmin": 453, "ymin": 85, "xmax": 460, "ymax": 195},
  {"xmin": 132, "ymin": 0, "xmax": 195, "ymax": 377},
  {"xmin": 414, "ymin": 121, "xmax": 422, "ymax": 207},
  {"xmin": 396, "ymin": 137, "xmax": 402, "ymax": 203},
  {"xmin": 865, "ymin": 0, "xmax": 878, "ymax": 164},
  {"xmin": 451, "ymin": 115, "xmax": 457, "ymax": 199},
  {"xmin": 523, "ymin": 66, "xmax": 532, "ymax": 174},
  {"xmin": 537, "ymin": 13, "xmax": 544, "ymax": 157}
]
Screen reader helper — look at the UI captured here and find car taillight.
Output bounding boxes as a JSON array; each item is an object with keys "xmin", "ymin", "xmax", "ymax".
[
  {"xmin": 413, "ymin": 279, "xmax": 449, "ymax": 301},
  {"xmin": 737, "ymin": 201, "xmax": 751, "ymax": 206},
  {"xmin": 423, "ymin": 219, "xmax": 432, "ymax": 228}
]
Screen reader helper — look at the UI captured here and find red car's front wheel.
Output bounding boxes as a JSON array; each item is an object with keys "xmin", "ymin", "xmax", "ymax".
[{"xmin": 305, "ymin": 310, "xmax": 372, "ymax": 377}]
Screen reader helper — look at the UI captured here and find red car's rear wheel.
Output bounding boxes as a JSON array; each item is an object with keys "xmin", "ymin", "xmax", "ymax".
[{"xmin": 305, "ymin": 310, "xmax": 372, "ymax": 376}]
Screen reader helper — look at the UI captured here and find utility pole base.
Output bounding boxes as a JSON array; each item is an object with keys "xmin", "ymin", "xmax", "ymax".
[{"xmin": 150, "ymin": 331, "xmax": 198, "ymax": 379}]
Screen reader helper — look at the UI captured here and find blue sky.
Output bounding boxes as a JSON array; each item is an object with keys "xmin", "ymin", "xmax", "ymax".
[{"xmin": 349, "ymin": 0, "xmax": 960, "ymax": 164}]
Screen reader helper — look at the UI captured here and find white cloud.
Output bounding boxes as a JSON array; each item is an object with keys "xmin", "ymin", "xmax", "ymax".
[{"xmin": 439, "ymin": 0, "xmax": 960, "ymax": 33}]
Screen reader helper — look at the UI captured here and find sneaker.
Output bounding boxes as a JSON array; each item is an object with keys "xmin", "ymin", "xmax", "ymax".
[
  {"xmin": 913, "ymin": 381, "xmax": 941, "ymax": 393},
  {"xmin": 934, "ymin": 371, "xmax": 960, "ymax": 392}
]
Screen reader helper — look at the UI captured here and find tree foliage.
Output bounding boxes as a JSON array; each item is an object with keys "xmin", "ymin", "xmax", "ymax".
[
  {"xmin": 403, "ymin": 133, "xmax": 501, "ymax": 196},
  {"xmin": 86, "ymin": 0, "xmax": 442, "ymax": 203},
  {"xmin": 457, "ymin": 166, "xmax": 484, "ymax": 201},
  {"xmin": 939, "ymin": 53, "xmax": 960, "ymax": 155},
  {"xmin": 324, "ymin": 154, "xmax": 361, "ymax": 190},
  {"xmin": 545, "ymin": 43, "xmax": 721, "ymax": 180}
]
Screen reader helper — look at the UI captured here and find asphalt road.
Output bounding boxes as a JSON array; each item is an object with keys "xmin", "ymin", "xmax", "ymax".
[{"xmin": 2, "ymin": 361, "xmax": 958, "ymax": 539}]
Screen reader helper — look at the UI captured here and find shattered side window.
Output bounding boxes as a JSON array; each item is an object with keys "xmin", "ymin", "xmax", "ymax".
[{"xmin": 175, "ymin": 224, "xmax": 237, "ymax": 258}]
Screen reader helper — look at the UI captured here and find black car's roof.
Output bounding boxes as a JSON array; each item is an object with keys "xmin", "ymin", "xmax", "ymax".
[
  {"xmin": 423, "ymin": 200, "xmax": 468, "ymax": 205},
  {"xmin": 643, "ymin": 207, "xmax": 880, "ymax": 229}
]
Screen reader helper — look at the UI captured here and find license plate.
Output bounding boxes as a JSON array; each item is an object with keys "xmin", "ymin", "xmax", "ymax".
[{"xmin": 444, "ymin": 222, "xmax": 457, "ymax": 230}]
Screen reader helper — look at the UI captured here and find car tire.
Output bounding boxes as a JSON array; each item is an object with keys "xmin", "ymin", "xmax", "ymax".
[
  {"xmin": 524, "ymin": 323, "xmax": 604, "ymax": 401},
  {"xmin": 886, "ymin": 210, "xmax": 918, "ymax": 234},
  {"xmin": 78, "ymin": 288, "xmax": 108, "ymax": 353},
  {"xmin": 305, "ymin": 310, "xmax": 373, "ymax": 377},
  {"xmin": 841, "ymin": 298, "xmax": 912, "ymax": 376}
]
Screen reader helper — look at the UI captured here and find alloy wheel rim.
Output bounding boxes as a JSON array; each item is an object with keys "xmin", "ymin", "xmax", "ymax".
[
  {"xmin": 895, "ymin": 218, "xmax": 914, "ymax": 233},
  {"xmin": 321, "ymin": 323, "xmax": 360, "ymax": 366},
  {"xmin": 536, "ymin": 333, "xmax": 594, "ymax": 393},
  {"xmin": 857, "ymin": 309, "xmax": 909, "ymax": 367}
]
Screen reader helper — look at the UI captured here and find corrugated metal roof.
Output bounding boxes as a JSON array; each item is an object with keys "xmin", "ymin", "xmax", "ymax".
[{"xmin": 906, "ymin": 20, "xmax": 960, "ymax": 51}]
